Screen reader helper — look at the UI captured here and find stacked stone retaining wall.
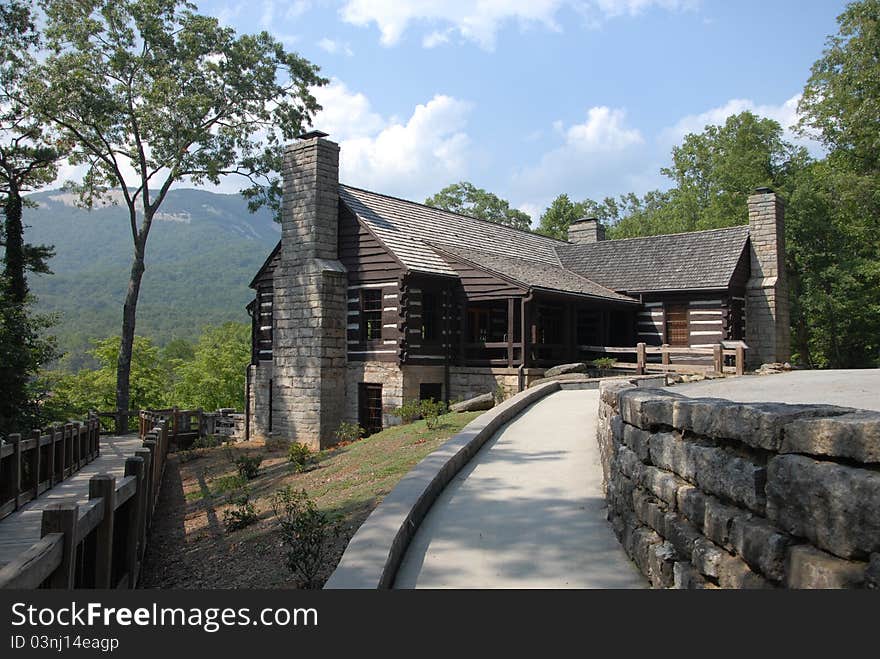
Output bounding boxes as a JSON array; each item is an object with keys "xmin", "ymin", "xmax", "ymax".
[{"xmin": 598, "ymin": 379, "xmax": 880, "ymax": 589}]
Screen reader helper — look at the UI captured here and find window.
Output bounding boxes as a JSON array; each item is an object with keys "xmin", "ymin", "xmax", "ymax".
[
  {"xmin": 576, "ymin": 309, "xmax": 601, "ymax": 346},
  {"xmin": 421, "ymin": 291, "xmax": 440, "ymax": 342},
  {"xmin": 538, "ymin": 306, "xmax": 563, "ymax": 345},
  {"xmin": 665, "ymin": 304, "xmax": 689, "ymax": 346},
  {"xmin": 467, "ymin": 307, "xmax": 490, "ymax": 343},
  {"xmin": 419, "ymin": 383, "xmax": 442, "ymax": 402},
  {"xmin": 360, "ymin": 289, "xmax": 383, "ymax": 342},
  {"xmin": 358, "ymin": 383, "xmax": 383, "ymax": 436}
]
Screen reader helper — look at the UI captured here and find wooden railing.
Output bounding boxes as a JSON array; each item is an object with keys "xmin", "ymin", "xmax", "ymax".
[
  {"xmin": 139, "ymin": 407, "xmax": 203, "ymax": 448},
  {"xmin": 0, "ymin": 416, "xmax": 101, "ymax": 523},
  {"xmin": 580, "ymin": 342, "xmax": 747, "ymax": 376},
  {"xmin": 0, "ymin": 420, "xmax": 170, "ymax": 589}
]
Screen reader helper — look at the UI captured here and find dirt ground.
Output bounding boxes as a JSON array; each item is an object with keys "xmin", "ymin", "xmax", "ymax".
[{"xmin": 139, "ymin": 413, "xmax": 480, "ymax": 589}]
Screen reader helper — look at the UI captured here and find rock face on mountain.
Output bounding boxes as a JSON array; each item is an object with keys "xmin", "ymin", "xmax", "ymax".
[{"xmin": 23, "ymin": 188, "xmax": 279, "ymax": 367}]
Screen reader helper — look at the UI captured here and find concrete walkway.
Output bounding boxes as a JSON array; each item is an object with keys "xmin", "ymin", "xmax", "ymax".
[
  {"xmin": 394, "ymin": 389, "xmax": 646, "ymax": 589},
  {"xmin": 673, "ymin": 369, "xmax": 880, "ymax": 412}
]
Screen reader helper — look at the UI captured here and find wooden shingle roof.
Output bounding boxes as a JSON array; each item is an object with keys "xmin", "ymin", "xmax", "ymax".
[
  {"xmin": 338, "ymin": 185, "xmax": 565, "ymax": 275},
  {"xmin": 555, "ymin": 226, "xmax": 750, "ymax": 294}
]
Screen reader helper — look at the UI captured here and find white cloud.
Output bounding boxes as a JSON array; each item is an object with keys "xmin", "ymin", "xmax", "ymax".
[
  {"xmin": 340, "ymin": 0, "xmax": 697, "ymax": 50},
  {"xmin": 285, "ymin": 0, "xmax": 311, "ymax": 19},
  {"xmin": 318, "ymin": 38, "xmax": 354, "ymax": 56},
  {"xmin": 510, "ymin": 106, "xmax": 650, "ymax": 215},
  {"xmin": 310, "ymin": 80, "xmax": 473, "ymax": 200},
  {"xmin": 661, "ymin": 94, "xmax": 822, "ymax": 153},
  {"xmin": 260, "ymin": 0, "xmax": 275, "ymax": 29}
]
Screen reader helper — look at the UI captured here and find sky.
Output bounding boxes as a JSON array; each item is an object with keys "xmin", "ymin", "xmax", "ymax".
[{"xmin": 87, "ymin": 1, "xmax": 856, "ymax": 223}]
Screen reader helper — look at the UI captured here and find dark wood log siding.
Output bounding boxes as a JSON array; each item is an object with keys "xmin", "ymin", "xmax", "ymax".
[
  {"xmin": 639, "ymin": 292, "xmax": 734, "ymax": 348},
  {"xmin": 255, "ymin": 287, "xmax": 274, "ymax": 361},
  {"xmin": 338, "ymin": 205, "xmax": 404, "ymax": 284},
  {"xmin": 436, "ymin": 251, "xmax": 526, "ymax": 300},
  {"xmin": 346, "ymin": 284, "xmax": 401, "ymax": 362}
]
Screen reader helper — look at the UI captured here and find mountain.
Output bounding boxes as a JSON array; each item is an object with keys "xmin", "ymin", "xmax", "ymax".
[{"xmin": 20, "ymin": 188, "xmax": 280, "ymax": 370}]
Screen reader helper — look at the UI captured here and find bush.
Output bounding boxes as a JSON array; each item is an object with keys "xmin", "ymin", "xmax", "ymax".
[
  {"xmin": 493, "ymin": 383, "xmax": 506, "ymax": 403},
  {"xmin": 192, "ymin": 434, "xmax": 225, "ymax": 449},
  {"xmin": 419, "ymin": 398, "xmax": 447, "ymax": 430},
  {"xmin": 392, "ymin": 399, "xmax": 422, "ymax": 424},
  {"xmin": 288, "ymin": 442, "xmax": 312, "ymax": 472},
  {"xmin": 271, "ymin": 487, "xmax": 340, "ymax": 589},
  {"xmin": 592, "ymin": 357, "xmax": 616, "ymax": 370},
  {"xmin": 223, "ymin": 489, "xmax": 259, "ymax": 533},
  {"xmin": 225, "ymin": 448, "xmax": 262, "ymax": 480},
  {"xmin": 334, "ymin": 421, "xmax": 364, "ymax": 444}
]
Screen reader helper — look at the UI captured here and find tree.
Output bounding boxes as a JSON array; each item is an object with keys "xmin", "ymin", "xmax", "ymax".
[
  {"xmin": 425, "ymin": 181, "xmax": 532, "ymax": 231},
  {"xmin": 535, "ymin": 194, "xmax": 591, "ymax": 240},
  {"xmin": 171, "ymin": 322, "xmax": 250, "ymax": 411},
  {"xmin": 26, "ymin": 0, "xmax": 326, "ymax": 429},
  {"xmin": 798, "ymin": 0, "xmax": 880, "ymax": 174},
  {"xmin": 0, "ymin": 0, "xmax": 60, "ymax": 434}
]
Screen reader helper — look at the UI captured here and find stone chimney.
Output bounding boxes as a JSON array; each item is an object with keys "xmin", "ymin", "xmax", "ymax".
[
  {"xmin": 272, "ymin": 131, "xmax": 347, "ymax": 449},
  {"xmin": 745, "ymin": 187, "xmax": 790, "ymax": 369},
  {"xmin": 568, "ymin": 218, "xmax": 606, "ymax": 244}
]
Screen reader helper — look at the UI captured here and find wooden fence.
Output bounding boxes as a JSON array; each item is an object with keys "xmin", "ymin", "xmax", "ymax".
[
  {"xmin": 582, "ymin": 342, "xmax": 747, "ymax": 376},
  {"xmin": 0, "ymin": 420, "xmax": 169, "ymax": 589},
  {"xmin": 0, "ymin": 416, "xmax": 101, "ymax": 524}
]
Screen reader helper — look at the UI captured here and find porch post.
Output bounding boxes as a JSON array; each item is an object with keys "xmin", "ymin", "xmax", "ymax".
[
  {"xmin": 507, "ymin": 298, "xmax": 514, "ymax": 368},
  {"xmin": 521, "ymin": 297, "xmax": 529, "ymax": 369}
]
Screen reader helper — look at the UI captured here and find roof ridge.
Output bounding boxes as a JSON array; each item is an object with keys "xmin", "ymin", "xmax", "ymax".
[
  {"xmin": 338, "ymin": 183, "xmax": 568, "ymax": 245},
  {"xmin": 557, "ymin": 223, "xmax": 749, "ymax": 249}
]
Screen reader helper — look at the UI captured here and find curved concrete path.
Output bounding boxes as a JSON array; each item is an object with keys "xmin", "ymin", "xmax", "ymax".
[{"xmin": 394, "ymin": 389, "xmax": 646, "ymax": 589}]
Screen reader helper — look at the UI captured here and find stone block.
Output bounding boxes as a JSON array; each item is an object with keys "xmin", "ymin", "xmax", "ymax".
[
  {"xmin": 664, "ymin": 512, "xmax": 702, "ymax": 560},
  {"xmin": 616, "ymin": 445, "xmax": 645, "ymax": 482},
  {"xmin": 781, "ymin": 411, "xmax": 880, "ymax": 463},
  {"xmin": 703, "ymin": 496, "xmax": 744, "ymax": 550},
  {"xmin": 632, "ymin": 488, "xmax": 667, "ymax": 536},
  {"xmin": 691, "ymin": 536, "xmax": 727, "ymax": 579},
  {"xmin": 618, "ymin": 388, "xmax": 682, "ymax": 430},
  {"xmin": 648, "ymin": 542, "xmax": 677, "ymax": 588},
  {"xmin": 785, "ymin": 545, "xmax": 866, "ymax": 589},
  {"xmin": 766, "ymin": 455, "xmax": 880, "ymax": 559},
  {"xmin": 677, "ymin": 485, "xmax": 708, "ymax": 530},
  {"xmin": 673, "ymin": 561, "xmax": 713, "ymax": 589},
  {"xmin": 690, "ymin": 444, "xmax": 766, "ymax": 514},
  {"xmin": 649, "ymin": 431, "xmax": 697, "ymax": 481},
  {"xmin": 866, "ymin": 554, "xmax": 880, "ymax": 590},
  {"xmin": 641, "ymin": 466, "xmax": 686, "ymax": 509},
  {"xmin": 673, "ymin": 398, "xmax": 849, "ymax": 451},
  {"xmin": 622, "ymin": 422, "xmax": 652, "ymax": 463},
  {"xmin": 729, "ymin": 515, "xmax": 791, "ymax": 581}
]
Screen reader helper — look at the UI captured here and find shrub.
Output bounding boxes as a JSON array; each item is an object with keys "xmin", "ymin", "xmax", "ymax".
[
  {"xmin": 271, "ymin": 487, "xmax": 340, "ymax": 589},
  {"xmin": 288, "ymin": 442, "xmax": 312, "ymax": 472},
  {"xmin": 223, "ymin": 489, "xmax": 259, "ymax": 533},
  {"xmin": 335, "ymin": 421, "xmax": 365, "ymax": 444},
  {"xmin": 493, "ymin": 383, "xmax": 506, "ymax": 403},
  {"xmin": 192, "ymin": 434, "xmax": 225, "ymax": 449},
  {"xmin": 225, "ymin": 448, "xmax": 262, "ymax": 480},
  {"xmin": 592, "ymin": 357, "xmax": 616, "ymax": 370},
  {"xmin": 419, "ymin": 398, "xmax": 447, "ymax": 430},
  {"xmin": 392, "ymin": 399, "xmax": 422, "ymax": 424}
]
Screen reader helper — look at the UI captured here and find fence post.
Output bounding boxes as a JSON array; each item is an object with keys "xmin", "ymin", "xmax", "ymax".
[
  {"xmin": 636, "ymin": 343, "xmax": 646, "ymax": 375},
  {"xmin": 133, "ymin": 448, "xmax": 152, "ymax": 564},
  {"xmin": 47, "ymin": 426, "xmax": 56, "ymax": 487},
  {"xmin": 661, "ymin": 345, "xmax": 670, "ymax": 370},
  {"xmin": 138, "ymin": 442, "xmax": 155, "ymax": 532},
  {"xmin": 123, "ymin": 456, "xmax": 145, "ymax": 588},
  {"xmin": 41, "ymin": 501, "xmax": 79, "ymax": 589},
  {"xmin": 736, "ymin": 345, "xmax": 745, "ymax": 376},
  {"xmin": 713, "ymin": 344, "xmax": 723, "ymax": 374},
  {"xmin": 88, "ymin": 474, "xmax": 116, "ymax": 589},
  {"xmin": 8, "ymin": 434, "xmax": 21, "ymax": 510},
  {"xmin": 31, "ymin": 430, "xmax": 41, "ymax": 499}
]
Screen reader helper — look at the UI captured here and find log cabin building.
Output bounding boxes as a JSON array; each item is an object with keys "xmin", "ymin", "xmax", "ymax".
[{"xmin": 246, "ymin": 132, "xmax": 789, "ymax": 448}]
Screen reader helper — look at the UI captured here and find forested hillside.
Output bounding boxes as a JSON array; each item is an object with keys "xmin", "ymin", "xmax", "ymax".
[{"xmin": 23, "ymin": 188, "xmax": 279, "ymax": 369}]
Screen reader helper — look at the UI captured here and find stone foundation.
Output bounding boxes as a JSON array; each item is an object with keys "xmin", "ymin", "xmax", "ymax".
[
  {"xmin": 345, "ymin": 362, "xmax": 404, "ymax": 431},
  {"xmin": 247, "ymin": 363, "xmax": 272, "ymax": 442},
  {"xmin": 599, "ymin": 379, "xmax": 880, "ymax": 589},
  {"xmin": 448, "ymin": 366, "xmax": 545, "ymax": 402}
]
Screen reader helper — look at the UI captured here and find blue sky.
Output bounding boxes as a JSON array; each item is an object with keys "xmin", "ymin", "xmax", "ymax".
[{"xmin": 193, "ymin": 0, "xmax": 846, "ymax": 222}]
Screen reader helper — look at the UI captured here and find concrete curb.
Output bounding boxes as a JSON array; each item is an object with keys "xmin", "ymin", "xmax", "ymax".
[{"xmin": 324, "ymin": 381, "xmax": 563, "ymax": 589}]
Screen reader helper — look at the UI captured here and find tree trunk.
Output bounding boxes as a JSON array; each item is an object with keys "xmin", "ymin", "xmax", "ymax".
[
  {"xmin": 3, "ymin": 180, "xmax": 27, "ymax": 304},
  {"xmin": 114, "ymin": 238, "xmax": 146, "ymax": 433}
]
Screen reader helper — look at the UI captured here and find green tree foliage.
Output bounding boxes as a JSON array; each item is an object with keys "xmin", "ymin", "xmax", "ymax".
[
  {"xmin": 25, "ymin": 0, "xmax": 326, "ymax": 424},
  {"xmin": 535, "ymin": 194, "xmax": 591, "ymax": 240},
  {"xmin": 425, "ymin": 181, "xmax": 532, "ymax": 231},
  {"xmin": 798, "ymin": 0, "xmax": 880, "ymax": 173},
  {"xmin": 171, "ymin": 322, "xmax": 250, "ymax": 411},
  {"xmin": 0, "ymin": 0, "xmax": 60, "ymax": 433}
]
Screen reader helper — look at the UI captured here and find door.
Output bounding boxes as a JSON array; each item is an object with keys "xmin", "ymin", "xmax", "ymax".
[
  {"xmin": 665, "ymin": 304, "xmax": 689, "ymax": 346},
  {"xmin": 358, "ymin": 383, "xmax": 383, "ymax": 436}
]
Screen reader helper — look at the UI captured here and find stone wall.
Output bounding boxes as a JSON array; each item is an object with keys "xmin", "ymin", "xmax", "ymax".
[
  {"xmin": 344, "ymin": 362, "xmax": 404, "ymax": 430},
  {"xmin": 598, "ymin": 379, "xmax": 880, "ymax": 589},
  {"xmin": 448, "ymin": 367, "xmax": 545, "ymax": 402},
  {"xmin": 247, "ymin": 363, "xmax": 272, "ymax": 442}
]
